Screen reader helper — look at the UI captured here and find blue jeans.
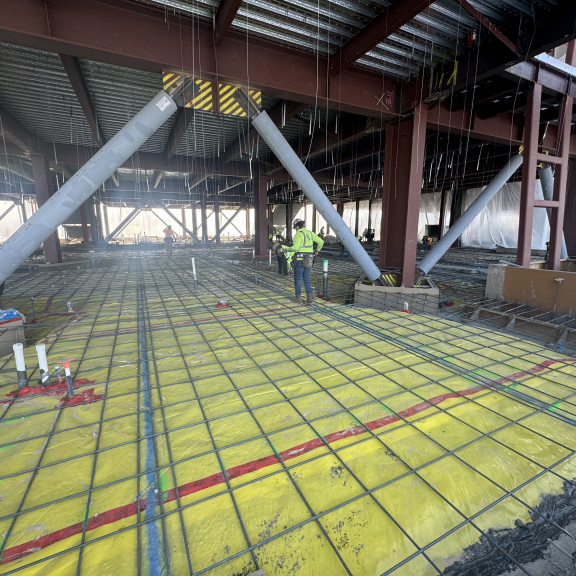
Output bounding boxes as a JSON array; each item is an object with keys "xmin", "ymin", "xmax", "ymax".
[{"xmin": 294, "ymin": 259, "xmax": 312, "ymax": 295}]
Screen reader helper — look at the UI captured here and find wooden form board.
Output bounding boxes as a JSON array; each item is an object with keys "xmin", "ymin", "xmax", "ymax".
[{"xmin": 502, "ymin": 267, "xmax": 576, "ymax": 315}]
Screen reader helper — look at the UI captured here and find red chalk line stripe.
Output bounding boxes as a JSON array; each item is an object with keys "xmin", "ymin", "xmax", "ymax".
[{"xmin": 1, "ymin": 358, "xmax": 573, "ymax": 566}]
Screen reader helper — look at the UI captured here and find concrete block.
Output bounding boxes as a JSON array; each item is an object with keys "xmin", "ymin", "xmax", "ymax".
[{"xmin": 354, "ymin": 275, "xmax": 439, "ymax": 314}]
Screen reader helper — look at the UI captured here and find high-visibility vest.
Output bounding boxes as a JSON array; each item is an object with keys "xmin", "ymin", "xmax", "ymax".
[{"xmin": 294, "ymin": 229, "xmax": 314, "ymax": 254}]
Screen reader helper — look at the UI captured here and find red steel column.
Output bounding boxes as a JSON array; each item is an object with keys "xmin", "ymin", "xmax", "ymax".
[
  {"xmin": 254, "ymin": 173, "xmax": 268, "ymax": 255},
  {"xmin": 549, "ymin": 40, "xmax": 575, "ymax": 270},
  {"xmin": 379, "ymin": 104, "xmax": 427, "ymax": 286},
  {"xmin": 30, "ymin": 155, "xmax": 62, "ymax": 263},
  {"xmin": 517, "ymin": 83, "xmax": 541, "ymax": 267}
]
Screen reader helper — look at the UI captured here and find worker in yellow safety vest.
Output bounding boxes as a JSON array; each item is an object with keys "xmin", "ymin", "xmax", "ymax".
[{"xmin": 282, "ymin": 218, "xmax": 324, "ymax": 305}]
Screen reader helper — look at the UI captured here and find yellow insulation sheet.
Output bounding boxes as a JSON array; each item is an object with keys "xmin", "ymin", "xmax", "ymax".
[{"xmin": 0, "ymin": 255, "xmax": 575, "ymax": 575}]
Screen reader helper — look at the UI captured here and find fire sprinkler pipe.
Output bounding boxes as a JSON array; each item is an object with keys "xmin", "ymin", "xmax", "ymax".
[
  {"xmin": 417, "ymin": 154, "xmax": 524, "ymax": 277},
  {"xmin": 537, "ymin": 165, "xmax": 568, "ymax": 260},
  {"xmin": 0, "ymin": 91, "xmax": 177, "ymax": 285},
  {"xmin": 251, "ymin": 111, "xmax": 385, "ymax": 285}
]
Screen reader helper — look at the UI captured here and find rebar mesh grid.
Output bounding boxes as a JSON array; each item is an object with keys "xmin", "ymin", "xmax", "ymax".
[{"xmin": 0, "ymin": 247, "xmax": 575, "ymax": 576}]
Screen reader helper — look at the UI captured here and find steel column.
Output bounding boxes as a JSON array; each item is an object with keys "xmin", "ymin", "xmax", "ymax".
[
  {"xmin": 538, "ymin": 166, "xmax": 568, "ymax": 259},
  {"xmin": 285, "ymin": 202, "xmax": 293, "ymax": 241},
  {"xmin": 252, "ymin": 110, "xmax": 383, "ymax": 283},
  {"xmin": 102, "ymin": 202, "xmax": 110, "ymax": 238},
  {"xmin": 245, "ymin": 207, "xmax": 250, "ymax": 239},
  {"xmin": 354, "ymin": 199, "xmax": 360, "ymax": 237},
  {"xmin": 30, "ymin": 155, "xmax": 61, "ymax": 264},
  {"xmin": 191, "ymin": 201, "xmax": 198, "ymax": 242},
  {"xmin": 517, "ymin": 83, "xmax": 542, "ymax": 267},
  {"xmin": 181, "ymin": 207, "xmax": 187, "ymax": 239},
  {"xmin": 20, "ymin": 201, "xmax": 27, "ymax": 223},
  {"xmin": 254, "ymin": 174, "xmax": 268, "ymax": 255},
  {"xmin": 418, "ymin": 155, "xmax": 524, "ymax": 276},
  {"xmin": 200, "ymin": 196, "xmax": 208, "ymax": 243},
  {"xmin": 379, "ymin": 104, "xmax": 427, "ymax": 286},
  {"xmin": 213, "ymin": 193, "xmax": 221, "ymax": 246},
  {"xmin": 312, "ymin": 206, "xmax": 317, "ymax": 233},
  {"xmin": 79, "ymin": 202, "xmax": 90, "ymax": 248},
  {"xmin": 0, "ymin": 91, "xmax": 176, "ymax": 282},
  {"xmin": 438, "ymin": 189, "xmax": 448, "ymax": 239},
  {"xmin": 548, "ymin": 41, "xmax": 575, "ymax": 270}
]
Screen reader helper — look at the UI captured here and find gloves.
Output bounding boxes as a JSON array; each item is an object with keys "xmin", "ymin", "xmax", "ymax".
[
  {"xmin": 281, "ymin": 245, "xmax": 289, "ymax": 252},
  {"xmin": 314, "ymin": 251, "xmax": 318, "ymax": 256}
]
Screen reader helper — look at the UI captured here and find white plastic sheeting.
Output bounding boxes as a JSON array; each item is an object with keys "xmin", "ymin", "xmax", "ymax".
[
  {"xmin": 461, "ymin": 181, "xmax": 549, "ymax": 249},
  {"xmin": 417, "ymin": 190, "xmax": 454, "ymax": 241}
]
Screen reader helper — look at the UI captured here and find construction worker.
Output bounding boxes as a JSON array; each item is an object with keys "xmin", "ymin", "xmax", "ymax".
[
  {"xmin": 163, "ymin": 225, "xmax": 177, "ymax": 257},
  {"xmin": 282, "ymin": 218, "xmax": 324, "ymax": 305},
  {"xmin": 272, "ymin": 235, "xmax": 288, "ymax": 276}
]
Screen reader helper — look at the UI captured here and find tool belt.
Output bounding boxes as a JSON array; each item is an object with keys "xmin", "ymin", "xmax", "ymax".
[{"xmin": 296, "ymin": 253, "xmax": 315, "ymax": 269}]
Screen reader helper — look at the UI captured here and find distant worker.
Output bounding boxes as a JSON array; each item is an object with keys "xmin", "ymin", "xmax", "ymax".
[
  {"xmin": 318, "ymin": 226, "xmax": 325, "ymax": 239},
  {"xmin": 272, "ymin": 235, "xmax": 288, "ymax": 276},
  {"xmin": 282, "ymin": 218, "xmax": 324, "ymax": 306},
  {"xmin": 163, "ymin": 225, "xmax": 177, "ymax": 257}
]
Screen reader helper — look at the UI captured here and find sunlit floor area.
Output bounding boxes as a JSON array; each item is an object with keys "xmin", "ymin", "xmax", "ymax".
[{"xmin": 1, "ymin": 247, "xmax": 575, "ymax": 576}]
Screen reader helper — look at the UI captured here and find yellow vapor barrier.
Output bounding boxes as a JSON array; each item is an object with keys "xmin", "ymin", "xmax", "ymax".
[{"xmin": 0, "ymin": 250, "xmax": 575, "ymax": 575}]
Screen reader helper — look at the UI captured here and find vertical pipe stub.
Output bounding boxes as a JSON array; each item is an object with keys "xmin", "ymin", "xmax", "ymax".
[
  {"xmin": 13, "ymin": 343, "xmax": 27, "ymax": 390},
  {"xmin": 62, "ymin": 361, "xmax": 74, "ymax": 398},
  {"xmin": 36, "ymin": 343, "xmax": 50, "ymax": 386}
]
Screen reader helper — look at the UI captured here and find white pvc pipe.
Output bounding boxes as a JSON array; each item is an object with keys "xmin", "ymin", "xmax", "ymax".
[
  {"xmin": 36, "ymin": 343, "xmax": 49, "ymax": 384},
  {"xmin": 418, "ymin": 155, "xmax": 524, "ymax": 276},
  {"xmin": 191, "ymin": 257, "xmax": 197, "ymax": 282},
  {"xmin": 13, "ymin": 343, "xmax": 25, "ymax": 371},
  {"xmin": 252, "ymin": 111, "xmax": 383, "ymax": 283},
  {"xmin": 13, "ymin": 342, "xmax": 27, "ymax": 389},
  {"xmin": 0, "ymin": 91, "xmax": 177, "ymax": 285},
  {"xmin": 538, "ymin": 166, "xmax": 568, "ymax": 259}
]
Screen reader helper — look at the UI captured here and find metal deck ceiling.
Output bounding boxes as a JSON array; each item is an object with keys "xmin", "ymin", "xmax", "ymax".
[
  {"xmin": 134, "ymin": 0, "xmax": 559, "ymax": 79},
  {"xmin": 0, "ymin": 0, "xmax": 573, "ymax": 208}
]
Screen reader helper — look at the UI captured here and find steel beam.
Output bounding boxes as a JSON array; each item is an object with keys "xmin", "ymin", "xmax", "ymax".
[
  {"xmin": 418, "ymin": 155, "xmax": 524, "ymax": 276},
  {"xmin": 59, "ymin": 54, "xmax": 105, "ymax": 146},
  {"xmin": 210, "ymin": 204, "xmax": 244, "ymax": 243},
  {"xmin": 329, "ymin": 0, "xmax": 432, "ymax": 76},
  {"xmin": 214, "ymin": 0, "xmax": 242, "ymax": 46},
  {"xmin": 0, "ymin": 203, "xmax": 16, "ymax": 223},
  {"xmin": 222, "ymin": 100, "xmax": 307, "ymax": 165},
  {"xmin": 161, "ymin": 206, "xmax": 195, "ymax": 239},
  {"xmin": 454, "ymin": 0, "xmax": 517, "ymax": 53},
  {"xmin": 104, "ymin": 207, "xmax": 140, "ymax": 243},
  {"xmin": 0, "ymin": 0, "xmax": 397, "ymax": 117},
  {"xmin": 253, "ymin": 111, "xmax": 384, "ymax": 283},
  {"xmin": 165, "ymin": 108, "xmax": 195, "ymax": 158}
]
